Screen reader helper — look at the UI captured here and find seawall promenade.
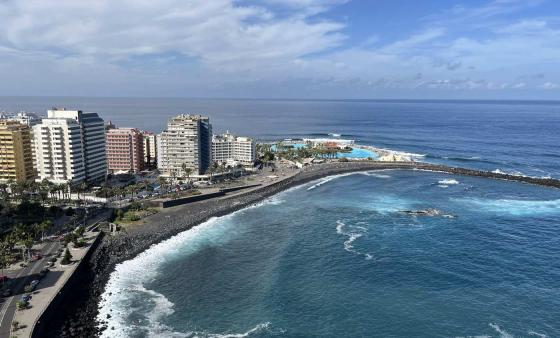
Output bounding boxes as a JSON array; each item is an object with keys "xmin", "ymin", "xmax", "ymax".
[{"xmin": 40, "ymin": 161, "xmax": 560, "ymax": 337}]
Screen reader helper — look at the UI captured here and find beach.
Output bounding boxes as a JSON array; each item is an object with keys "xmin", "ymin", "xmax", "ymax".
[{"xmin": 42, "ymin": 160, "xmax": 560, "ymax": 337}]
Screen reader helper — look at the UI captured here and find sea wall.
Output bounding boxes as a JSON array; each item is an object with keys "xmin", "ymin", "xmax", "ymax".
[
  {"xmin": 44, "ymin": 161, "xmax": 560, "ymax": 337},
  {"xmin": 31, "ymin": 231, "xmax": 104, "ymax": 338}
]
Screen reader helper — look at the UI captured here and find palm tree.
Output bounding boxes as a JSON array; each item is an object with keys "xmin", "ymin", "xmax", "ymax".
[
  {"xmin": 181, "ymin": 164, "xmax": 193, "ymax": 187},
  {"xmin": 157, "ymin": 176, "xmax": 168, "ymax": 195},
  {"xmin": 36, "ymin": 220, "xmax": 52, "ymax": 241},
  {"xmin": 79, "ymin": 181, "xmax": 88, "ymax": 203},
  {"xmin": 205, "ymin": 166, "xmax": 215, "ymax": 183}
]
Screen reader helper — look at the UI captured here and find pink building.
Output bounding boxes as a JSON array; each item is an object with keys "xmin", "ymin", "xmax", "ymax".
[{"xmin": 106, "ymin": 127, "xmax": 145, "ymax": 173}]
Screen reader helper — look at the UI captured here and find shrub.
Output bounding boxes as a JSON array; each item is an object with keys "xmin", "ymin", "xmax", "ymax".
[
  {"xmin": 129, "ymin": 201, "xmax": 142, "ymax": 211},
  {"xmin": 11, "ymin": 320, "xmax": 19, "ymax": 331},
  {"xmin": 61, "ymin": 248, "xmax": 72, "ymax": 265},
  {"xmin": 24, "ymin": 285, "xmax": 33, "ymax": 293},
  {"xmin": 16, "ymin": 300, "xmax": 27, "ymax": 311},
  {"xmin": 65, "ymin": 207, "xmax": 75, "ymax": 216}
]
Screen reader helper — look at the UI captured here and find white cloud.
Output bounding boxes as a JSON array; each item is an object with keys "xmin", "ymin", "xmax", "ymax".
[
  {"xmin": 540, "ymin": 82, "xmax": 559, "ymax": 89},
  {"xmin": 1, "ymin": 0, "xmax": 560, "ymax": 98},
  {"xmin": 0, "ymin": 0, "xmax": 345, "ymax": 69}
]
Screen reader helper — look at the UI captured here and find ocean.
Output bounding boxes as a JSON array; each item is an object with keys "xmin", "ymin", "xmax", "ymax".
[
  {"xmin": 1, "ymin": 97, "xmax": 559, "ymax": 337},
  {"xmin": 98, "ymin": 170, "xmax": 560, "ymax": 337},
  {"xmin": 1, "ymin": 97, "xmax": 559, "ymax": 178}
]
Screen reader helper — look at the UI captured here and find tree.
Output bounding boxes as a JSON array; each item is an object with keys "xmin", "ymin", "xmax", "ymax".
[
  {"xmin": 11, "ymin": 320, "xmax": 19, "ymax": 331},
  {"xmin": 0, "ymin": 241, "xmax": 12, "ymax": 282},
  {"xmin": 157, "ymin": 176, "xmax": 168, "ymax": 194},
  {"xmin": 61, "ymin": 247, "xmax": 72, "ymax": 265},
  {"xmin": 36, "ymin": 220, "xmax": 52, "ymax": 241},
  {"xmin": 205, "ymin": 166, "xmax": 215, "ymax": 183},
  {"xmin": 181, "ymin": 164, "xmax": 193, "ymax": 186}
]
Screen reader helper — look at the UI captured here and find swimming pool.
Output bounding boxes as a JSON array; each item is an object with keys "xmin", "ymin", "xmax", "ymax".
[{"xmin": 272, "ymin": 143, "xmax": 378, "ymax": 159}]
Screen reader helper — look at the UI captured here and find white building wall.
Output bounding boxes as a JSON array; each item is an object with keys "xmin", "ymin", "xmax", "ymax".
[
  {"xmin": 33, "ymin": 118, "xmax": 86, "ymax": 184},
  {"xmin": 158, "ymin": 114, "xmax": 212, "ymax": 177}
]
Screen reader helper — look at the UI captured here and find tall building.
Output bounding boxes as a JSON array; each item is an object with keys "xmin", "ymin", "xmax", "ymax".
[
  {"xmin": 106, "ymin": 127, "xmax": 144, "ymax": 174},
  {"xmin": 0, "ymin": 121, "xmax": 35, "ymax": 182},
  {"xmin": 212, "ymin": 132, "xmax": 256, "ymax": 167},
  {"xmin": 33, "ymin": 118, "xmax": 86, "ymax": 184},
  {"xmin": 46, "ymin": 109, "xmax": 107, "ymax": 182},
  {"xmin": 142, "ymin": 132, "xmax": 157, "ymax": 167},
  {"xmin": 158, "ymin": 114, "xmax": 212, "ymax": 177}
]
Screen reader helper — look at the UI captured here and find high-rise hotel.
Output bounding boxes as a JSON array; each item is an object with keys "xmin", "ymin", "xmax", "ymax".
[
  {"xmin": 212, "ymin": 132, "xmax": 256, "ymax": 167},
  {"xmin": 106, "ymin": 127, "xmax": 145, "ymax": 173},
  {"xmin": 33, "ymin": 109, "xmax": 107, "ymax": 184},
  {"xmin": 0, "ymin": 120, "xmax": 35, "ymax": 182},
  {"xmin": 158, "ymin": 114, "xmax": 212, "ymax": 177}
]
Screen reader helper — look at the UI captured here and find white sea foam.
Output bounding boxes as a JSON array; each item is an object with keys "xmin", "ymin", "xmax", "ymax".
[
  {"xmin": 335, "ymin": 220, "xmax": 374, "ymax": 261},
  {"xmin": 97, "ymin": 194, "xmax": 290, "ymax": 337},
  {"xmin": 438, "ymin": 179, "xmax": 459, "ymax": 185},
  {"xmin": 528, "ymin": 331, "xmax": 548, "ymax": 338},
  {"xmin": 359, "ymin": 171, "xmax": 392, "ymax": 179},
  {"xmin": 455, "ymin": 197, "xmax": 560, "ymax": 216},
  {"xmin": 187, "ymin": 322, "xmax": 277, "ymax": 338},
  {"xmin": 306, "ymin": 172, "xmax": 357, "ymax": 190},
  {"xmin": 489, "ymin": 323, "xmax": 514, "ymax": 338}
]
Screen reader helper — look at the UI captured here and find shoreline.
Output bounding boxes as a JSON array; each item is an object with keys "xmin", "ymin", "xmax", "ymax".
[{"xmin": 42, "ymin": 161, "xmax": 560, "ymax": 337}]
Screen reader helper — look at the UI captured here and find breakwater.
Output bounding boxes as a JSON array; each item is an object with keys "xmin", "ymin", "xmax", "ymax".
[{"xmin": 41, "ymin": 161, "xmax": 560, "ymax": 337}]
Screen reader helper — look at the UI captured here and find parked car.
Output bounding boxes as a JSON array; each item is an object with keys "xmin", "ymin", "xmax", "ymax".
[
  {"xmin": 31, "ymin": 253, "xmax": 43, "ymax": 261},
  {"xmin": 21, "ymin": 294, "xmax": 31, "ymax": 302},
  {"xmin": 30, "ymin": 280, "xmax": 40, "ymax": 290}
]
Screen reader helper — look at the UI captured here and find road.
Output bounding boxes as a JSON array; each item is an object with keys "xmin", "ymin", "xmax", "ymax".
[
  {"xmin": 0, "ymin": 210, "xmax": 110, "ymax": 337},
  {"xmin": 0, "ymin": 241, "xmax": 60, "ymax": 337}
]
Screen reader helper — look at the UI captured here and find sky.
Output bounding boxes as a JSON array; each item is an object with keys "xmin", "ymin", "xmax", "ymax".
[{"xmin": 1, "ymin": 0, "xmax": 560, "ymax": 99}]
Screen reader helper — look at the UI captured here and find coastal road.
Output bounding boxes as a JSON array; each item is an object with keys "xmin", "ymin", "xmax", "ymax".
[
  {"xmin": 0, "ymin": 241, "xmax": 60, "ymax": 337},
  {"xmin": 0, "ymin": 210, "xmax": 110, "ymax": 337}
]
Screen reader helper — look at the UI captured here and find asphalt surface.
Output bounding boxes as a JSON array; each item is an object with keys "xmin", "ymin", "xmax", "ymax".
[
  {"xmin": 0, "ymin": 241, "xmax": 60, "ymax": 337},
  {"xmin": 0, "ymin": 210, "xmax": 110, "ymax": 338}
]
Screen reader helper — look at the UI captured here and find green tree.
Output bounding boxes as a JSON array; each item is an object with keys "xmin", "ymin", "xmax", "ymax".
[
  {"xmin": 37, "ymin": 220, "xmax": 52, "ymax": 241},
  {"xmin": 181, "ymin": 164, "xmax": 193, "ymax": 186},
  {"xmin": 61, "ymin": 247, "xmax": 72, "ymax": 265}
]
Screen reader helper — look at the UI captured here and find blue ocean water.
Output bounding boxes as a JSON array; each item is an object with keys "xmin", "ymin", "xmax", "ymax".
[
  {"xmin": 98, "ymin": 170, "xmax": 560, "ymax": 338},
  {"xmin": 2, "ymin": 97, "xmax": 559, "ymax": 336},
  {"xmin": 1, "ymin": 97, "xmax": 559, "ymax": 177}
]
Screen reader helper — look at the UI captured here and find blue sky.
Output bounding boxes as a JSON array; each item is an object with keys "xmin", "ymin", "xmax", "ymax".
[{"xmin": 1, "ymin": 0, "xmax": 560, "ymax": 99}]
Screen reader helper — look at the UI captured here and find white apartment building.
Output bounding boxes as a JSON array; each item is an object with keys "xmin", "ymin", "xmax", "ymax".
[
  {"xmin": 33, "ymin": 109, "xmax": 106, "ymax": 184},
  {"xmin": 157, "ymin": 114, "xmax": 212, "ymax": 177},
  {"xmin": 212, "ymin": 132, "xmax": 256, "ymax": 167},
  {"xmin": 33, "ymin": 118, "xmax": 86, "ymax": 184},
  {"xmin": 47, "ymin": 109, "xmax": 107, "ymax": 182}
]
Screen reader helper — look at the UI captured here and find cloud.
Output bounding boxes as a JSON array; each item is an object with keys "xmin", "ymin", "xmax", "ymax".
[
  {"xmin": 540, "ymin": 82, "xmax": 559, "ymax": 89},
  {"xmin": 0, "ymin": 0, "xmax": 345, "ymax": 70},
  {"xmin": 1, "ymin": 0, "xmax": 560, "ymax": 98}
]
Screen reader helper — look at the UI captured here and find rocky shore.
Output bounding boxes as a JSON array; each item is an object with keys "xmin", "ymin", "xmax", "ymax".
[{"xmin": 43, "ymin": 161, "xmax": 560, "ymax": 337}]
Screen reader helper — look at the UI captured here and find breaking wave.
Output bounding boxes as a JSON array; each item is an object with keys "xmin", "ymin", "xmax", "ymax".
[
  {"xmin": 335, "ymin": 220, "xmax": 374, "ymax": 260},
  {"xmin": 455, "ymin": 197, "xmax": 560, "ymax": 216}
]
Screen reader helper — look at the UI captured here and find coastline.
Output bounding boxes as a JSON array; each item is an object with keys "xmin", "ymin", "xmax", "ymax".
[{"xmin": 44, "ymin": 161, "xmax": 560, "ymax": 337}]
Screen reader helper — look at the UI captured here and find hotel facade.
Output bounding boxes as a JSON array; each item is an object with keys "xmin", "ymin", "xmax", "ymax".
[
  {"xmin": 33, "ymin": 109, "xmax": 107, "ymax": 184},
  {"xmin": 106, "ymin": 127, "xmax": 145, "ymax": 173},
  {"xmin": 157, "ymin": 114, "xmax": 212, "ymax": 177},
  {"xmin": 0, "ymin": 120, "xmax": 35, "ymax": 182},
  {"xmin": 212, "ymin": 132, "xmax": 256, "ymax": 167}
]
